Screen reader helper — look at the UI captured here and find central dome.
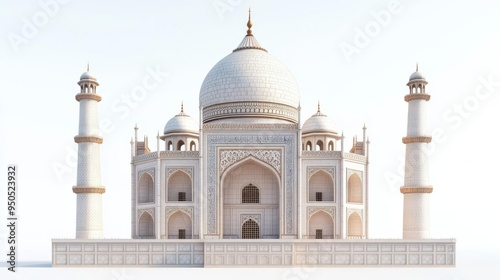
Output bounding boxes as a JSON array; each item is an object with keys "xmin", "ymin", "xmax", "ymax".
[{"xmin": 199, "ymin": 22, "xmax": 300, "ymax": 124}]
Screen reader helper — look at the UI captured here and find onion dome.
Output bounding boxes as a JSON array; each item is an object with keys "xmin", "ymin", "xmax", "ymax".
[
  {"xmin": 302, "ymin": 103, "xmax": 338, "ymax": 135},
  {"xmin": 199, "ymin": 10, "xmax": 300, "ymax": 123},
  {"xmin": 163, "ymin": 104, "xmax": 199, "ymax": 135},
  {"xmin": 409, "ymin": 64, "xmax": 425, "ymax": 81},
  {"xmin": 80, "ymin": 64, "xmax": 97, "ymax": 81},
  {"xmin": 80, "ymin": 71, "xmax": 97, "ymax": 81}
]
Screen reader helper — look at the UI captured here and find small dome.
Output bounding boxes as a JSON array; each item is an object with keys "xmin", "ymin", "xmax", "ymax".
[
  {"xmin": 80, "ymin": 71, "xmax": 97, "ymax": 81},
  {"xmin": 302, "ymin": 108, "xmax": 338, "ymax": 135},
  {"xmin": 164, "ymin": 108, "xmax": 199, "ymax": 135},
  {"xmin": 409, "ymin": 70, "xmax": 425, "ymax": 81}
]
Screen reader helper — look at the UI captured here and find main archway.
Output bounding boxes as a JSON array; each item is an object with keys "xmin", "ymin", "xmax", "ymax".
[{"xmin": 221, "ymin": 157, "xmax": 280, "ymax": 239}]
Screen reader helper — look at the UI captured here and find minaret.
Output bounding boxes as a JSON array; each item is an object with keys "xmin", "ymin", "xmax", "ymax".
[
  {"xmin": 73, "ymin": 66, "xmax": 105, "ymax": 239},
  {"xmin": 401, "ymin": 65, "xmax": 433, "ymax": 239}
]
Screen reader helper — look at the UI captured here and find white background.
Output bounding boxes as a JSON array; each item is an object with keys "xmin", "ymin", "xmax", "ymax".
[{"xmin": 1, "ymin": 0, "xmax": 499, "ymax": 279}]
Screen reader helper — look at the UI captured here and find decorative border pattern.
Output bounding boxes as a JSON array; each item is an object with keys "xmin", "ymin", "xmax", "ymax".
[
  {"xmin": 166, "ymin": 207, "xmax": 193, "ymax": 220},
  {"xmin": 160, "ymin": 151, "xmax": 199, "ymax": 158},
  {"xmin": 346, "ymin": 169, "xmax": 363, "ymax": 181},
  {"xmin": 204, "ymin": 123, "xmax": 298, "ymax": 130},
  {"xmin": 219, "ymin": 149, "xmax": 281, "ymax": 176},
  {"xmin": 72, "ymin": 186, "xmax": 105, "ymax": 194},
  {"xmin": 74, "ymin": 136, "xmax": 103, "ymax": 144},
  {"xmin": 400, "ymin": 186, "xmax": 433, "ymax": 194},
  {"xmin": 402, "ymin": 136, "xmax": 432, "ymax": 144},
  {"xmin": 138, "ymin": 168, "xmax": 155, "ymax": 181},
  {"xmin": 52, "ymin": 239, "xmax": 456, "ymax": 267},
  {"xmin": 301, "ymin": 151, "xmax": 366, "ymax": 163},
  {"xmin": 307, "ymin": 207, "xmax": 335, "ymax": 219},
  {"xmin": 138, "ymin": 208, "xmax": 155, "ymax": 220},
  {"xmin": 75, "ymin": 93, "xmax": 102, "ymax": 102},
  {"xmin": 166, "ymin": 167, "xmax": 193, "ymax": 180},
  {"xmin": 207, "ymin": 135, "xmax": 295, "ymax": 235},
  {"xmin": 346, "ymin": 208, "xmax": 363, "ymax": 218},
  {"xmin": 302, "ymin": 151, "xmax": 341, "ymax": 158},
  {"xmin": 241, "ymin": 214, "xmax": 261, "ymax": 226},
  {"xmin": 307, "ymin": 167, "xmax": 335, "ymax": 180},
  {"xmin": 404, "ymin": 93, "xmax": 431, "ymax": 102},
  {"xmin": 203, "ymin": 102, "xmax": 299, "ymax": 123},
  {"xmin": 133, "ymin": 152, "xmax": 201, "ymax": 163}
]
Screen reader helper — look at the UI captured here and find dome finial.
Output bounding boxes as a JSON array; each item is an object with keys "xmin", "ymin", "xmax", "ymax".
[
  {"xmin": 317, "ymin": 101, "xmax": 321, "ymax": 113},
  {"xmin": 416, "ymin": 62, "xmax": 418, "ymax": 72},
  {"xmin": 246, "ymin": 7, "xmax": 253, "ymax": 35},
  {"xmin": 87, "ymin": 62, "xmax": 89, "ymax": 72},
  {"xmin": 181, "ymin": 101, "xmax": 184, "ymax": 113}
]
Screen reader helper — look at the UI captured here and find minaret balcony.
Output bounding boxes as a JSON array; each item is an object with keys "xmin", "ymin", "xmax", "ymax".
[
  {"xmin": 75, "ymin": 93, "xmax": 102, "ymax": 102},
  {"xmin": 404, "ymin": 93, "xmax": 430, "ymax": 102}
]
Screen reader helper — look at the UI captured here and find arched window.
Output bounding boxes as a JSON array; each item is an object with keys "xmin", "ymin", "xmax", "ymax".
[
  {"xmin": 316, "ymin": 140, "xmax": 324, "ymax": 151},
  {"xmin": 138, "ymin": 213, "xmax": 154, "ymax": 238},
  {"xmin": 90, "ymin": 84, "xmax": 94, "ymax": 93},
  {"xmin": 177, "ymin": 140, "xmax": 185, "ymax": 151},
  {"xmin": 328, "ymin": 141, "xmax": 334, "ymax": 151},
  {"xmin": 190, "ymin": 141, "xmax": 196, "ymax": 151},
  {"xmin": 167, "ymin": 171, "xmax": 192, "ymax": 202},
  {"xmin": 167, "ymin": 141, "xmax": 173, "ymax": 151},
  {"xmin": 242, "ymin": 219, "xmax": 259, "ymax": 239},
  {"xmin": 167, "ymin": 211, "xmax": 192, "ymax": 239},
  {"xmin": 348, "ymin": 212, "xmax": 362, "ymax": 238},
  {"xmin": 138, "ymin": 173, "xmax": 154, "ymax": 203},
  {"xmin": 309, "ymin": 211, "xmax": 334, "ymax": 239},
  {"xmin": 347, "ymin": 173, "xmax": 362, "ymax": 203},
  {"xmin": 306, "ymin": 141, "xmax": 312, "ymax": 151},
  {"xmin": 242, "ymin": 184, "xmax": 259, "ymax": 203},
  {"xmin": 309, "ymin": 170, "xmax": 334, "ymax": 201}
]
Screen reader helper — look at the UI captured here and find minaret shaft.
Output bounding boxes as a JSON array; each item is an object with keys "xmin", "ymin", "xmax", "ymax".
[
  {"xmin": 74, "ymin": 71, "xmax": 105, "ymax": 239},
  {"xmin": 401, "ymin": 70, "xmax": 432, "ymax": 239},
  {"xmin": 78, "ymin": 100, "xmax": 101, "ymax": 137}
]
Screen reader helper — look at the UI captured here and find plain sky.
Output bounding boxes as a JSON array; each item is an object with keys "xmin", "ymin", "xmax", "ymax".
[{"xmin": 1, "ymin": 0, "xmax": 500, "ymax": 279}]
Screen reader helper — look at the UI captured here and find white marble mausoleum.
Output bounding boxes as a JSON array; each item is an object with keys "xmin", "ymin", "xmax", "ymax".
[{"xmin": 52, "ymin": 13, "xmax": 456, "ymax": 267}]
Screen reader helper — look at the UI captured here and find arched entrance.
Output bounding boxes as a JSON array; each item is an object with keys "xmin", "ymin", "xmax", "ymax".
[
  {"xmin": 138, "ymin": 212, "xmax": 154, "ymax": 239},
  {"xmin": 347, "ymin": 212, "xmax": 362, "ymax": 238},
  {"xmin": 167, "ymin": 211, "xmax": 192, "ymax": 239},
  {"xmin": 221, "ymin": 157, "xmax": 280, "ymax": 239},
  {"xmin": 308, "ymin": 210, "xmax": 334, "ymax": 239}
]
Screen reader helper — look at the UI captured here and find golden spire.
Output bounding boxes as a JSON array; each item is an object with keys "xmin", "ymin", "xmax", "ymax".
[
  {"xmin": 317, "ymin": 101, "xmax": 321, "ymax": 113},
  {"xmin": 247, "ymin": 7, "xmax": 253, "ymax": 35}
]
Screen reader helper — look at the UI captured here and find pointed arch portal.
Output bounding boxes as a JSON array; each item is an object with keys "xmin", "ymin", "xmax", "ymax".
[{"xmin": 221, "ymin": 157, "xmax": 280, "ymax": 239}]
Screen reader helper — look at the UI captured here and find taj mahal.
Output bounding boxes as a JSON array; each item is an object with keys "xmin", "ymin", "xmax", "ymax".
[{"xmin": 52, "ymin": 12, "xmax": 456, "ymax": 267}]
